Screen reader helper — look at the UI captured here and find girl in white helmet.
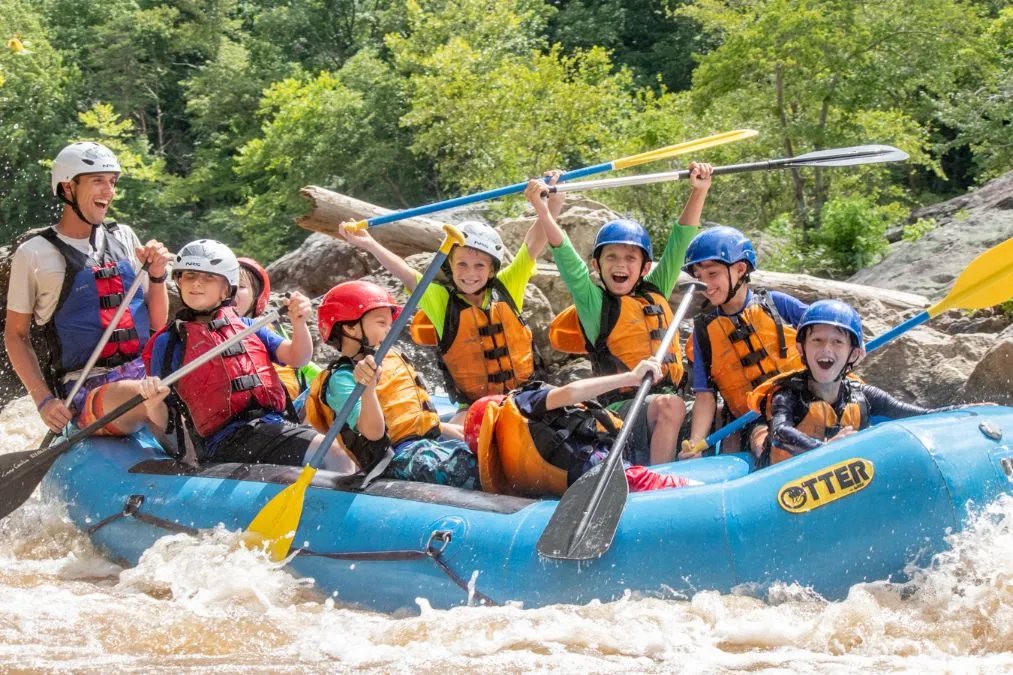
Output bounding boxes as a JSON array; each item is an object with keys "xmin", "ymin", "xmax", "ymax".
[
  {"xmin": 337, "ymin": 172, "xmax": 560, "ymax": 424},
  {"xmin": 139, "ymin": 239, "xmax": 356, "ymax": 471},
  {"xmin": 5, "ymin": 142, "xmax": 172, "ymax": 438}
]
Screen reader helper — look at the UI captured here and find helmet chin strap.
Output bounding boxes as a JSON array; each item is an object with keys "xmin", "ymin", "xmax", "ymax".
[
  {"xmin": 59, "ymin": 185, "xmax": 104, "ymax": 228},
  {"xmin": 341, "ymin": 321, "xmax": 376, "ymax": 358},
  {"xmin": 722, "ymin": 265, "xmax": 747, "ymax": 307}
]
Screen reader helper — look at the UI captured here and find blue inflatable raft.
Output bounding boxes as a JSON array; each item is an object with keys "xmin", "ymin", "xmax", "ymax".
[{"xmin": 41, "ymin": 406, "xmax": 1013, "ymax": 614}]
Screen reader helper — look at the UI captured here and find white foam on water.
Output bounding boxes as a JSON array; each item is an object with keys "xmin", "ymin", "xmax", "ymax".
[{"xmin": 4, "ymin": 394, "xmax": 1013, "ymax": 672}]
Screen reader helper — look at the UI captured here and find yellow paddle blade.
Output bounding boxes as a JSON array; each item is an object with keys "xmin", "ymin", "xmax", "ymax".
[
  {"xmin": 244, "ymin": 464, "xmax": 317, "ymax": 562},
  {"xmin": 929, "ymin": 236, "xmax": 1013, "ymax": 317},
  {"xmin": 613, "ymin": 129, "xmax": 758, "ymax": 170}
]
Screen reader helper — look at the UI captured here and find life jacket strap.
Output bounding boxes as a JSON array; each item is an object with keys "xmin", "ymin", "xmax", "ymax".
[
  {"xmin": 487, "ymin": 371, "xmax": 514, "ymax": 383},
  {"xmin": 477, "ymin": 323, "xmax": 504, "ymax": 337},
  {"xmin": 208, "ymin": 318, "xmax": 230, "ymax": 331},
  {"xmin": 108, "ymin": 327, "xmax": 139, "ymax": 343},
  {"xmin": 230, "ymin": 374, "xmax": 263, "ymax": 392},
  {"xmin": 99, "ymin": 293, "xmax": 124, "ymax": 309},
  {"xmin": 483, "ymin": 346, "xmax": 510, "ymax": 359},
  {"xmin": 220, "ymin": 342, "xmax": 247, "ymax": 357},
  {"xmin": 740, "ymin": 350, "xmax": 769, "ymax": 367}
]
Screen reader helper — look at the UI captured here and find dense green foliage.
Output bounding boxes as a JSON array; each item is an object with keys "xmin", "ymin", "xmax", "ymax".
[{"xmin": 1, "ymin": 0, "xmax": 1008, "ymax": 274}]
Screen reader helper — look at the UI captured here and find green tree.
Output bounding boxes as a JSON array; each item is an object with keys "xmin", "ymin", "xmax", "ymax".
[
  {"xmin": 0, "ymin": 1, "xmax": 78, "ymax": 242},
  {"xmin": 678, "ymin": 0, "xmax": 989, "ymax": 233}
]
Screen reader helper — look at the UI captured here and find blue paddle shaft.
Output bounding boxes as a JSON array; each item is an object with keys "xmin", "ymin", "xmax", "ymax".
[
  {"xmin": 703, "ymin": 309, "xmax": 932, "ymax": 450},
  {"xmin": 365, "ymin": 162, "xmax": 613, "ymax": 228},
  {"xmin": 308, "ymin": 250, "xmax": 451, "ymax": 468}
]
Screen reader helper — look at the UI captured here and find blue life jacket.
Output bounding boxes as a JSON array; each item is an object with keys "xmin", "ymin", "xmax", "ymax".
[{"xmin": 36, "ymin": 223, "xmax": 150, "ymax": 396}]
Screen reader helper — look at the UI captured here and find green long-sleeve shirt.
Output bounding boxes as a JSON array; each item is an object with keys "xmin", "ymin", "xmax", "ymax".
[{"xmin": 551, "ymin": 225, "xmax": 698, "ymax": 344}]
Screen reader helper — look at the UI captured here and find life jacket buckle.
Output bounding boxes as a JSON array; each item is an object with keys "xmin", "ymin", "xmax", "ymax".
[
  {"xmin": 728, "ymin": 324, "xmax": 755, "ymax": 342},
  {"xmin": 487, "ymin": 371, "xmax": 514, "ymax": 383},
  {"xmin": 642, "ymin": 304, "xmax": 665, "ymax": 316},
  {"xmin": 649, "ymin": 328, "xmax": 665, "ymax": 340},
  {"xmin": 221, "ymin": 342, "xmax": 247, "ymax": 357},
  {"xmin": 93, "ymin": 265, "xmax": 121, "ymax": 280},
  {"xmin": 483, "ymin": 346, "xmax": 510, "ymax": 359},
  {"xmin": 108, "ymin": 327, "xmax": 138, "ymax": 343},
  {"xmin": 208, "ymin": 318, "xmax": 230, "ymax": 331},
  {"xmin": 99, "ymin": 293, "xmax": 124, "ymax": 309},
  {"xmin": 230, "ymin": 374, "xmax": 263, "ymax": 392},
  {"xmin": 740, "ymin": 350, "xmax": 768, "ymax": 367}
]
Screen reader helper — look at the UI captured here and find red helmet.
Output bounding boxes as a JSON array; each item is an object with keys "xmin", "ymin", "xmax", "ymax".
[
  {"xmin": 464, "ymin": 395, "xmax": 506, "ymax": 454},
  {"xmin": 318, "ymin": 280, "xmax": 401, "ymax": 343},
  {"xmin": 237, "ymin": 257, "xmax": 271, "ymax": 316}
]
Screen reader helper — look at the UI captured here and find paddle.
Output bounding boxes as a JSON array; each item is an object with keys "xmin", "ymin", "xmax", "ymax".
[
  {"xmin": 329, "ymin": 130, "xmax": 757, "ymax": 231},
  {"xmin": 545, "ymin": 145, "xmax": 909, "ymax": 194},
  {"xmin": 38, "ymin": 262, "xmax": 151, "ymax": 450},
  {"xmin": 0, "ymin": 308, "xmax": 286, "ymax": 522},
  {"xmin": 684, "ymin": 235, "xmax": 1013, "ymax": 456},
  {"xmin": 537, "ymin": 281, "xmax": 706, "ymax": 561},
  {"xmin": 245, "ymin": 224, "xmax": 466, "ymax": 562}
]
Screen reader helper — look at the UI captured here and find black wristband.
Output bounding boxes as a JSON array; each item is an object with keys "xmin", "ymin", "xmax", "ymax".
[{"xmin": 149, "ymin": 272, "xmax": 168, "ymax": 283}]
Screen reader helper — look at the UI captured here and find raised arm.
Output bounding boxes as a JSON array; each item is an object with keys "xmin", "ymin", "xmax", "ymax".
[
  {"xmin": 338, "ymin": 222, "xmax": 419, "ymax": 290},
  {"xmin": 525, "ymin": 179, "xmax": 565, "ymax": 248}
]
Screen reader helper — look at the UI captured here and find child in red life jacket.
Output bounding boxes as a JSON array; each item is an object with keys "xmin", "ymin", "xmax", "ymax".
[
  {"xmin": 530, "ymin": 163, "xmax": 713, "ymax": 466},
  {"xmin": 139, "ymin": 240, "xmax": 357, "ymax": 472},
  {"xmin": 464, "ymin": 358, "xmax": 699, "ymax": 498},
  {"xmin": 747, "ymin": 300, "xmax": 966, "ymax": 465},
  {"xmin": 302, "ymin": 281, "xmax": 479, "ymax": 488}
]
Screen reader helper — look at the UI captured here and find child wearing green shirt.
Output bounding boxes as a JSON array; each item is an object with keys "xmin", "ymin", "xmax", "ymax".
[{"xmin": 526, "ymin": 162, "xmax": 712, "ymax": 464}]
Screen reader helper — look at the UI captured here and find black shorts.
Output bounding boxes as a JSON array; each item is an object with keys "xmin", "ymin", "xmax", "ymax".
[
  {"xmin": 212, "ymin": 418, "xmax": 317, "ymax": 466},
  {"xmin": 613, "ymin": 397, "xmax": 653, "ymax": 466}
]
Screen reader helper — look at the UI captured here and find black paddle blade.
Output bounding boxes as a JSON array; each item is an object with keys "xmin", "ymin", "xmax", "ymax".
[
  {"xmin": 0, "ymin": 444, "xmax": 64, "ymax": 520},
  {"xmin": 536, "ymin": 460, "xmax": 630, "ymax": 560}
]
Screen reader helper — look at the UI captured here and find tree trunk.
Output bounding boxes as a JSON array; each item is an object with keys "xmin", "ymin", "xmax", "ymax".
[
  {"xmin": 774, "ymin": 63, "xmax": 808, "ymax": 237},
  {"xmin": 297, "ymin": 185, "xmax": 447, "ymax": 257}
]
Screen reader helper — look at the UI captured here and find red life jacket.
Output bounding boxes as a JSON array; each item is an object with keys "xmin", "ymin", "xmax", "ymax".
[{"xmin": 157, "ymin": 307, "xmax": 288, "ymax": 439}]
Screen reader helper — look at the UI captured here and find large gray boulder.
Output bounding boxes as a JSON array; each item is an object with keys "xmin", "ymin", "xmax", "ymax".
[
  {"xmin": 848, "ymin": 171, "xmax": 1013, "ymax": 300},
  {"xmin": 962, "ymin": 325, "xmax": 1013, "ymax": 405}
]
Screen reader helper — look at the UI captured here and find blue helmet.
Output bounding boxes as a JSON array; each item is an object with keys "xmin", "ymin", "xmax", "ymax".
[
  {"xmin": 797, "ymin": 299, "xmax": 864, "ymax": 349},
  {"xmin": 682, "ymin": 226, "xmax": 756, "ymax": 274},
  {"xmin": 592, "ymin": 219, "xmax": 653, "ymax": 262}
]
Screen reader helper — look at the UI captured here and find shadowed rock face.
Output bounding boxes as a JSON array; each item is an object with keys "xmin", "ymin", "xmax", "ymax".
[{"xmin": 849, "ymin": 171, "xmax": 1013, "ymax": 300}]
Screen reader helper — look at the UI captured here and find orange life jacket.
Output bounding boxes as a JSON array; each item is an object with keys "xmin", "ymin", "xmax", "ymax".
[
  {"xmin": 304, "ymin": 350, "xmax": 441, "ymax": 460},
  {"xmin": 548, "ymin": 282, "xmax": 683, "ymax": 405},
  {"xmin": 748, "ymin": 369, "xmax": 868, "ymax": 465},
  {"xmin": 410, "ymin": 281, "xmax": 535, "ymax": 405},
  {"xmin": 691, "ymin": 289, "xmax": 802, "ymax": 418},
  {"xmin": 476, "ymin": 382, "xmax": 622, "ymax": 497}
]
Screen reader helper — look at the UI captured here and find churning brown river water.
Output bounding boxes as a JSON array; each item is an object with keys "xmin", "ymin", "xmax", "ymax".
[{"xmin": 2, "ymin": 395, "xmax": 1013, "ymax": 673}]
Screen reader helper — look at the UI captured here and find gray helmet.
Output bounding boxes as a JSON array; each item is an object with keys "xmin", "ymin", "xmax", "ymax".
[
  {"xmin": 173, "ymin": 239, "xmax": 240, "ymax": 297},
  {"xmin": 51, "ymin": 142, "xmax": 121, "ymax": 196}
]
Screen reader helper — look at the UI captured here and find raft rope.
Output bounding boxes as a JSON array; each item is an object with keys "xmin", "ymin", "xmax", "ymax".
[{"xmin": 87, "ymin": 495, "xmax": 499, "ymax": 606}]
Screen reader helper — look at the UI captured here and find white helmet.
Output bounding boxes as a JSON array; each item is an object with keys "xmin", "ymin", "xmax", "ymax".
[
  {"xmin": 51, "ymin": 142, "xmax": 122, "ymax": 196},
  {"xmin": 458, "ymin": 221, "xmax": 504, "ymax": 267},
  {"xmin": 173, "ymin": 239, "xmax": 240, "ymax": 296}
]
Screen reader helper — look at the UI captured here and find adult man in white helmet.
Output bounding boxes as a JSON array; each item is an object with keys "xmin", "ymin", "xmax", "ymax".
[{"xmin": 4, "ymin": 142, "xmax": 172, "ymax": 437}]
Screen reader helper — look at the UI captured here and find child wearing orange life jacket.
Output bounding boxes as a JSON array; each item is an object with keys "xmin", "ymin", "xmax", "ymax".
[
  {"xmin": 301, "ymin": 281, "xmax": 478, "ymax": 488},
  {"xmin": 681, "ymin": 226, "xmax": 808, "ymax": 459},
  {"xmin": 464, "ymin": 357, "xmax": 697, "ymax": 498},
  {"xmin": 336, "ymin": 177, "xmax": 559, "ymax": 424},
  {"xmin": 747, "ymin": 300, "xmax": 963, "ymax": 465},
  {"xmin": 235, "ymin": 256, "xmax": 322, "ymax": 400},
  {"xmin": 140, "ymin": 240, "xmax": 356, "ymax": 473},
  {"xmin": 529, "ymin": 162, "xmax": 713, "ymax": 466}
]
